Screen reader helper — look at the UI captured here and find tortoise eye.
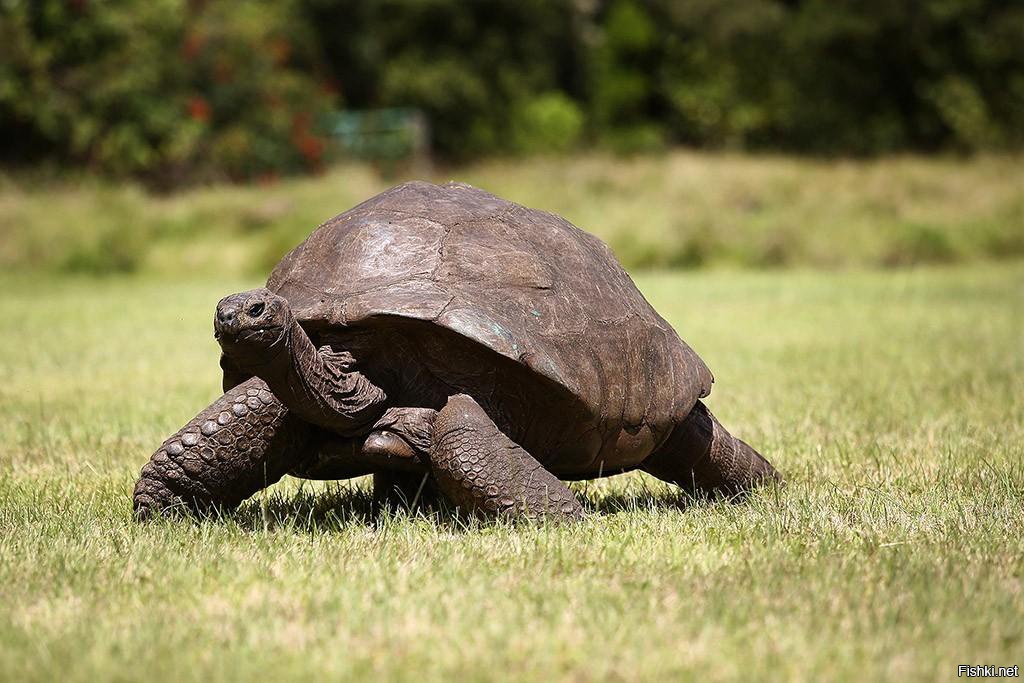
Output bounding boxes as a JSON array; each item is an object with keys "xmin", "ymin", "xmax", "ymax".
[{"xmin": 248, "ymin": 302, "xmax": 266, "ymax": 317}]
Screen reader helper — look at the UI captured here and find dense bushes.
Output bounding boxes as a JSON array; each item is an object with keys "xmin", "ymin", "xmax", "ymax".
[
  {"xmin": 0, "ymin": 0, "xmax": 332, "ymax": 185},
  {"xmin": 321, "ymin": 0, "xmax": 1022, "ymax": 157},
  {"xmin": 1, "ymin": 0, "xmax": 1022, "ymax": 181}
]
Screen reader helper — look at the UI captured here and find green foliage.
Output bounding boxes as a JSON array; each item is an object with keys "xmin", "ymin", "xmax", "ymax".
[
  {"xmin": 884, "ymin": 223, "xmax": 958, "ymax": 267},
  {"xmin": 926, "ymin": 76, "xmax": 999, "ymax": 150},
  {"xmin": 509, "ymin": 93, "xmax": 584, "ymax": 154},
  {"xmin": 2, "ymin": 0, "xmax": 1023, "ymax": 180},
  {"xmin": 0, "ymin": 0, "xmax": 333, "ymax": 185},
  {"xmin": 300, "ymin": 0, "xmax": 1024, "ymax": 158},
  {"xmin": 589, "ymin": 0, "xmax": 659, "ymax": 135},
  {"xmin": 2, "ymin": 152, "xmax": 1022, "ymax": 276},
  {"xmin": 602, "ymin": 124, "xmax": 666, "ymax": 155}
]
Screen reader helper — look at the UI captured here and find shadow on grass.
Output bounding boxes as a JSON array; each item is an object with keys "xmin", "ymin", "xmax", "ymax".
[
  {"xmin": 586, "ymin": 489, "xmax": 702, "ymax": 515},
  {"xmin": 229, "ymin": 484, "xmax": 381, "ymax": 533},
  {"xmin": 217, "ymin": 481, "xmax": 728, "ymax": 534}
]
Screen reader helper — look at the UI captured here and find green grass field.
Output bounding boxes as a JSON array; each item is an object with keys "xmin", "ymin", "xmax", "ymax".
[
  {"xmin": 1, "ymin": 263, "xmax": 1021, "ymax": 681},
  {"xmin": 3, "ymin": 152, "xmax": 1024, "ymax": 275}
]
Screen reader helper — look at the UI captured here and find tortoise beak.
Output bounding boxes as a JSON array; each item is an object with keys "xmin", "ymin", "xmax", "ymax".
[{"xmin": 214, "ymin": 297, "xmax": 244, "ymax": 339}]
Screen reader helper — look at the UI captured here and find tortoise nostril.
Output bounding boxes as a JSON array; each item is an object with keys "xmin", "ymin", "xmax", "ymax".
[
  {"xmin": 217, "ymin": 306, "xmax": 236, "ymax": 325},
  {"xmin": 248, "ymin": 302, "xmax": 266, "ymax": 318}
]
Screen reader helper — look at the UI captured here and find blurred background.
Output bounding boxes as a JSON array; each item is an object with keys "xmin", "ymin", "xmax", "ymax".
[{"xmin": 1, "ymin": 0, "xmax": 1022, "ymax": 275}]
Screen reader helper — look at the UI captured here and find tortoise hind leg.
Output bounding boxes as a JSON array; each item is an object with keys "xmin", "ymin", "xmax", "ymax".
[
  {"xmin": 133, "ymin": 377, "xmax": 311, "ymax": 520},
  {"xmin": 429, "ymin": 394, "xmax": 583, "ymax": 520},
  {"xmin": 641, "ymin": 400, "xmax": 780, "ymax": 497}
]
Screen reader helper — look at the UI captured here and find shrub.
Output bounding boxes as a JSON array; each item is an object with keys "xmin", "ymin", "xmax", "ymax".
[
  {"xmin": 510, "ymin": 93, "xmax": 584, "ymax": 154},
  {"xmin": 3, "ymin": 0, "xmax": 1024, "ymax": 181},
  {"xmin": 0, "ymin": 0, "xmax": 334, "ymax": 186}
]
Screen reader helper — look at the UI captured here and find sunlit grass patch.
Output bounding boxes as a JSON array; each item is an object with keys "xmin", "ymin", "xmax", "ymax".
[
  {"xmin": 0, "ymin": 265, "xmax": 1021, "ymax": 681},
  {"xmin": 2, "ymin": 152, "xmax": 1023, "ymax": 276}
]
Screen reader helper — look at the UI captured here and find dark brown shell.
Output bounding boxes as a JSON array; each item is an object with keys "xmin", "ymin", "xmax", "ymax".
[{"xmin": 267, "ymin": 181, "xmax": 712, "ymax": 431}]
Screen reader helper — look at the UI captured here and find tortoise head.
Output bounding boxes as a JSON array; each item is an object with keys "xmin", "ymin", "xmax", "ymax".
[{"xmin": 214, "ymin": 288, "xmax": 291, "ymax": 368}]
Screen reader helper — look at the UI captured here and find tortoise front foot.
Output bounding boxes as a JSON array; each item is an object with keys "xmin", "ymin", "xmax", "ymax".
[
  {"xmin": 133, "ymin": 378, "xmax": 311, "ymax": 520},
  {"xmin": 429, "ymin": 395, "xmax": 583, "ymax": 521}
]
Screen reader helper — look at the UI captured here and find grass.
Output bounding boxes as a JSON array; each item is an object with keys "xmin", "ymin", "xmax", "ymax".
[
  {"xmin": 0, "ymin": 263, "xmax": 1021, "ymax": 681},
  {"xmin": 2, "ymin": 151, "xmax": 1023, "ymax": 275}
]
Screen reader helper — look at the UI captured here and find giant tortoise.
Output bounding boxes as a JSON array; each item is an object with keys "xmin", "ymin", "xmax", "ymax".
[{"xmin": 133, "ymin": 181, "xmax": 779, "ymax": 520}]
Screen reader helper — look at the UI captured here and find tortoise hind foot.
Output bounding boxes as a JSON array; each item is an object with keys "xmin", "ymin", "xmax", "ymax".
[
  {"xmin": 428, "ymin": 394, "xmax": 583, "ymax": 521},
  {"xmin": 133, "ymin": 378, "xmax": 311, "ymax": 520},
  {"xmin": 642, "ymin": 400, "xmax": 781, "ymax": 498},
  {"xmin": 732, "ymin": 437, "xmax": 781, "ymax": 491}
]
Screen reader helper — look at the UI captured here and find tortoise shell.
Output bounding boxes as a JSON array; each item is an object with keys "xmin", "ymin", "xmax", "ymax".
[{"xmin": 266, "ymin": 181, "xmax": 713, "ymax": 468}]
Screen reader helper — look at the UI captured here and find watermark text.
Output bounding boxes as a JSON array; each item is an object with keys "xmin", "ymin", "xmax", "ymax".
[{"xmin": 958, "ymin": 665, "xmax": 1019, "ymax": 678}]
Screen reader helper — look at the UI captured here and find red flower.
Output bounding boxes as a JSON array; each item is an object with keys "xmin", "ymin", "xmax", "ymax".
[
  {"xmin": 187, "ymin": 96, "xmax": 211, "ymax": 123},
  {"xmin": 213, "ymin": 60, "xmax": 235, "ymax": 85},
  {"xmin": 321, "ymin": 79, "xmax": 340, "ymax": 97},
  {"xmin": 290, "ymin": 112, "xmax": 325, "ymax": 169},
  {"xmin": 181, "ymin": 31, "xmax": 204, "ymax": 62},
  {"xmin": 298, "ymin": 135, "xmax": 326, "ymax": 163},
  {"xmin": 268, "ymin": 38, "xmax": 292, "ymax": 65}
]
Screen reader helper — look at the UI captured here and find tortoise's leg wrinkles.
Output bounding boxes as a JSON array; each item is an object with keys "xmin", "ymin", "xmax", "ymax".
[
  {"xmin": 133, "ymin": 377, "xmax": 311, "ymax": 520},
  {"xmin": 429, "ymin": 394, "xmax": 583, "ymax": 520},
  {"xmin": 642, "ymin": 400, "xmax": 780, "ymax": 496}
]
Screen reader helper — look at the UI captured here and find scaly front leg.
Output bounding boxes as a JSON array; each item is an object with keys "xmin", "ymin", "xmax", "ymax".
[
  {"xmin": 347, "ymin": 403, "xmax": 582, "ymax": 519},
  {"xmin": 133, "ymin": 378, "xmax": 311, "ymax": 519},
  {"xmin": 429, "ymin": 395, "xmax": 583, "ymax": 520}
]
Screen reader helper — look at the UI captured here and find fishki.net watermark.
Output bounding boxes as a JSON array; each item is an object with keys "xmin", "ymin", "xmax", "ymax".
[{"xmin": 958, "ymin": 665, "xmax": 1019, "ymax": 678}]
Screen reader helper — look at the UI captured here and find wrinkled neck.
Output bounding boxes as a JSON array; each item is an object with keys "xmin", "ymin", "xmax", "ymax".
[
  {"xmin": 269, "ymin": 314, "xmax": 319, "ymax": 382},
  {"xmin": 257, "ymin": 315, "xmax": 386, "ymax": 436}
]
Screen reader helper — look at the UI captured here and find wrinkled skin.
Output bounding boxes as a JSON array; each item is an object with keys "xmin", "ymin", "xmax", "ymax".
[{"xmin": 133, "ymin": 182, "xmax": 780, "ymax": 521}]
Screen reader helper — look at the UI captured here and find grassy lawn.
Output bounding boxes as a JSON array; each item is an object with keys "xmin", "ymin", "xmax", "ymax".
[
  {"xmin": 3, "ymin": 152, "xmax": 1023, "ymax": 275},
  {"xmin": 1, "ymin": 264, "xmax": 1021, "ymax": 681}
]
